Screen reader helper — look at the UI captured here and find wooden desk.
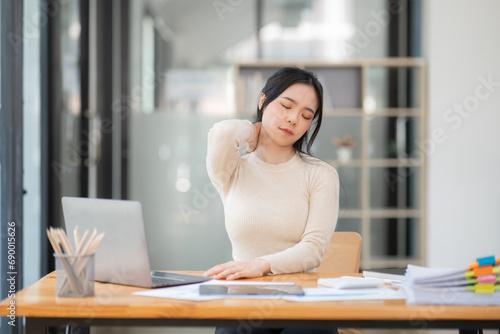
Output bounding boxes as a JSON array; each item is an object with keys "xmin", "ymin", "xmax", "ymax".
[{"xmin": 1, "ymin": 271, "xmax": 500, "ymax": 333}]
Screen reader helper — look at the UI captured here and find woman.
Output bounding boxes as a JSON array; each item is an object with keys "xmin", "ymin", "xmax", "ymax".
[{"xmin": 205, "ymin": 67, "xmax": 340, "ymax": 334}]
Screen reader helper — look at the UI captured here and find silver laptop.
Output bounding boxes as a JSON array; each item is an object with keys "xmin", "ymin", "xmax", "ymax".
[{"xmin": 61, "ymin": 197, "xmax": 212, "ymax": 288}]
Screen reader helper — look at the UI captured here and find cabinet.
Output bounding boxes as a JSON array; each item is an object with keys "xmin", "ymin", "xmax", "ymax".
[{"xmin": 234, "ymin": 59, "xmax": 426, "ymax": 269}]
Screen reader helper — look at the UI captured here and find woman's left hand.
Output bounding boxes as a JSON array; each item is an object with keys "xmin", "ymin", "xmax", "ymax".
[
  {"xmin": 204, "ymin": 259, "xmax": 271, "ymax": 280},
  {"xmin": 246, "ymin": 122, "xmax": 261, "ymax": 153}
]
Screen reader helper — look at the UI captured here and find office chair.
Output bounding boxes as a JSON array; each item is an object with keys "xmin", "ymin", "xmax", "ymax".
[{"xmin": 317, "ymin": 231, "xmax": 362, "ymax": 273}]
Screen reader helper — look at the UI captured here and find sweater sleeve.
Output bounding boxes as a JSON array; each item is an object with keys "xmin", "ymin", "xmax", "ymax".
[
  {"xmin": 257, "ymin": 164, "xmax": 339, "ymax": 274},
  {"xmin": 206, "ymin": 119, "xmax": 256, "ymax": 197}
]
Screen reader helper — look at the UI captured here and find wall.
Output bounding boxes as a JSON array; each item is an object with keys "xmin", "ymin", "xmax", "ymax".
[{"xmin": 422, "ymin": 0, "xmax": 500, "ymax": 267}]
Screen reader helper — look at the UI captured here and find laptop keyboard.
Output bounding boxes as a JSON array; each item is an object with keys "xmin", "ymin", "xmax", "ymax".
[
  {"xmin": 150, "ymin": 271, "xmax": 211, "ymax": 287},
  {"xmin": 152, "ymin": 274, "xmax": 187, "ymax": 284},
  {"xmin": 151, "ymin": 276, "xmax": 174, "ymax": 286}
]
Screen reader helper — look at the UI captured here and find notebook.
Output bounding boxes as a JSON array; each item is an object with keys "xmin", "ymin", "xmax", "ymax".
[{"xmin": 61, "ymin": 197, "xmax": 212, "ymax": 288}]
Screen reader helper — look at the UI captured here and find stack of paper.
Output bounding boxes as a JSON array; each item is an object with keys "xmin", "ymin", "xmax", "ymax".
[{"xmin": 403, "ymin": 256, "xmax": 500, "ymax": 305}]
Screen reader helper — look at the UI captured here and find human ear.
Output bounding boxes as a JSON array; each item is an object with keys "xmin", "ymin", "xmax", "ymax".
[{"xmin": 258, "ymin": 94, "xmax": 266, "ymax": 111}]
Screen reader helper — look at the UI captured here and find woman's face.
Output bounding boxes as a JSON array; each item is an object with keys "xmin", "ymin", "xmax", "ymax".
[{"xmin": 259, "ymin": 83, "xmax": 318, "ymax": 149}]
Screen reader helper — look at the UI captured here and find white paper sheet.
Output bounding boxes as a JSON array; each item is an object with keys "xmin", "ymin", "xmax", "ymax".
[
  {"xmin": 133, "ymin": 281, "xmax": 406, "ymax": 302},
  {"xmin": 134, "ymin": 283, "xmax": 219, "ymax": 301},
  {"xmin": 283, "ymin": 287, "xmax": 406, "ymax": 302},
  {"xmin": 133, "ymin": 280, "xmax": 296, "ymax": 301},
  {"xmin": 318, "ymin": 276, "xmax": 388, "ymax": 289}
]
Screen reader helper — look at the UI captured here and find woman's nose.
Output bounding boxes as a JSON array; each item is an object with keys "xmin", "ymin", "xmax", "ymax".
[{"xmin": 286, "ymin": 113, "xmax": 297, "ymax": 125}]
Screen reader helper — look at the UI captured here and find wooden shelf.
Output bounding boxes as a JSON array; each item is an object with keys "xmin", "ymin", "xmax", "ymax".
[
  {"xmin": 369, "ymin": 209, "xmax": 421, "ymax": 219},
  {"xmin": 322, "ymin": 108, "xmax": 422, "ymax": 117},
  {"xmin": 327, "ymin": 159, "xmax": 363, "ymax": 168},
  {"xmin": 323, "ymin": 108, "xmax": 363, "ymax": 116},
  {"xmin": 236, "ymin": 107, "xmax": 423, "ymax": 117},
  {"xmin": 369, "ymin": 159, "xmax": 421, "ymax": 167},
  {"xmin": 235, "ymin": 57, "xmax": 425, "ymax": 68},
  {"xmin": 338, "ymin": 210, "xmax": 364, "ymax": 219},
  {"xmin": 368, "ymin": 108, "xmax": 422, "ymax": 117},
  {"xmin": 327, "ymin": 159, "xmax": 421, "ymax": 168},
  {"xmin": 338, "ymin": 209, "xmax": 420, "ymax": 219}
]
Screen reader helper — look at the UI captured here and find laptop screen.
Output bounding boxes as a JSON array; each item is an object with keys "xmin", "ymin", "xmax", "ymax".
[{"xmin": 62, "ymin": 197, "xmax": 154, "ymax": 287}]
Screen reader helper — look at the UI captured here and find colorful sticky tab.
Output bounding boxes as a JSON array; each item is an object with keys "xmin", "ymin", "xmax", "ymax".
[
  {"xmin": 474, "ymin": 265, "xmax": 494, "ymax": 277},
  {"xmin": 465, "ymin": 283, "xmax": 499, "ymax": 294},
  {"xmin": 470, "ymin": 255, "xmax": 500, "ymax": 269},
  {"xmin": 475, "ymin": 284, "xmax": 496, "ymax": 294},
  {"xmin": 477, "ymin": 274, "xmax": 499, "ymax": 285},
  {"xmin": 465, "ymin": 266, "xmax": 499, "ymax": 278},
  {"xmin": 477, "ymin": 256, "xmax": 497, "ymax": 267}
]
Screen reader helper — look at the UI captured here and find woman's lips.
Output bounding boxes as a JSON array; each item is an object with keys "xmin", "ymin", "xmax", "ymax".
[{"xmin": 280, "ymin": 128, "xmax": 293, "ymax": 136}]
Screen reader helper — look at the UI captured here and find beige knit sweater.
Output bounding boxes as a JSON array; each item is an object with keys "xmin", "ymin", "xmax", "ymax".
[{"xmin": 206, "ymin": 119, "xmax": 339, "ymax": 274}]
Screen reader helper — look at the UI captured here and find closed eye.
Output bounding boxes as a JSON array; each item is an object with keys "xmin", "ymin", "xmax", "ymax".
[
  {"xmin": 302, "ymin": 115, "xmax": 312, "ymax": 120},
  {"xmin": 280, "ymin": 103, "xmax": 291, "ymax": 109}
]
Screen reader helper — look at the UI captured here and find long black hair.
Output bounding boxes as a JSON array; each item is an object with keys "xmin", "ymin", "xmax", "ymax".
[{"xmin": 256, "ymin": 67, "xmax": 324, "ymax": 156}]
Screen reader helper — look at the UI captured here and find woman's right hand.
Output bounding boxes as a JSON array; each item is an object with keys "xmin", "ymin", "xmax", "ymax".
[
  {"xmin": 246, "ymin": 122, "xmax": 261, "ymax": 153},
  {"xmin": 204, "ymin": 259, "xmax": 271, "ymax": 280}
]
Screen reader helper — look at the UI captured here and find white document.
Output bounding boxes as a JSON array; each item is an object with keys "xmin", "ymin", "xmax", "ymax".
[
  {"xmin": 283, "ymin": 287, "xmax": 406, "ymax": 302},
  {"xmin": 318, "ymin": 276, "xmax": 388, "ymax": 289},
  {"xmin": 133, "ymin": 283, "xmax": 220, "ymax": 301},
  {"xmin": 133, "ymin": 280, "xmax": 295, "ymax": 301}
]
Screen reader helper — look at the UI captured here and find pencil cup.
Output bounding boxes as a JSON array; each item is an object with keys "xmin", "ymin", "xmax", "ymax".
[{"xmin": 55, "ymin": 253, "xmax": 95, "ymax": 297}]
